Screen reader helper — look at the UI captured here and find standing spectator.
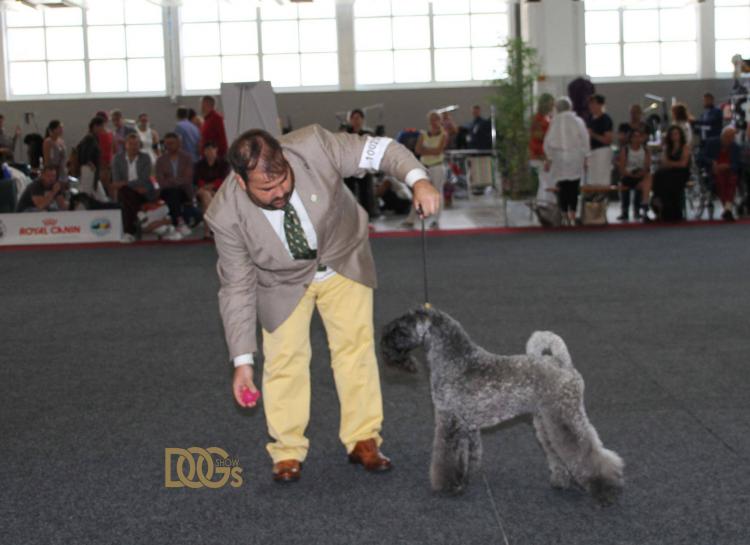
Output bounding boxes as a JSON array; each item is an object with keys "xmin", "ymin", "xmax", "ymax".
[
  {"xmin": 111, "ymin": 109, "xmax": 135, "ymax": 155},
  {"xmin": 344, "ymin": 108, "xmax": 377, "ymax": 219},
  {"xmin": 175, "ymin": 106, "xmax": 201, "ymax": 162},
  {"xmin": 95, "ymin": 110, "xmax": 114, "ymax": 190},
  {"xmin": 441, "ymin": 111, "xmax": 459, "ymax": 150},
  {"xmin": 402, "ymin": 110, "xmax": 447, "ymax": 230},
  {"xmin": 42, "ymin": 120, "xmax": 68, "ymax": 184},
  {"xmin": 696, "ymin": 93, "xmax": 723, "ymax": 143},
  {"xmin": 653, "ymin": 125, "xmax": 691, "ymax": 221},
  {"xmin": 188, "ymin": 108, "xmax": 203, "ymax": 130},
  {"xmin": 135, "ymin": 113, "xmax": 160, "ymax": 167},
  {"xmin": 194, "ymin": 140, "xmax": 230, "ymax": 238},
  {"xmin": 617, "ymin": 104, "xmax": 651, "ymax": 146},
  {"xmin": 155, "ymin": 132, "xmax": 194, "ymax": 235},
  {"xmin": 468, "ymin": 104, "xmax": 492, "ymax": 150},
  {"xmin": 530, "ymin": 93, "xmax": 555, "ymax": 205},
  {"xmin": 703, "ymin": 126, "xmax": 741, "ymax": 221},
  {"xmin": 0, "ymin": 114, "xmax": 21, "ymax": 160},
  {"xmin": 543, "ymin": 97, "xmax": 591, "ymax": 226},
  {"xmin": 112, "ymin": 133, "xmax": 157, "ymax": 241},
  {"xmin": 16, "ymin": 165, "xmax": 68, "ymax": 212},
  {"xmin": 586, "ymin": 94, "xmax": 614, "ymax": 186},
  {"xmin": 76, "ymin": 116, "xmax": 105, "ymax": 197},
  {"xmin": 199, "ymin": 96, "xmax": 228, "ymax": 158},
  {"xmin": 616, "ymin": 128, "xmax": 652, "ymax": 221},
  {"xmin": 671, "ymin": 103, "xmax": 693, "ymax": 147}
]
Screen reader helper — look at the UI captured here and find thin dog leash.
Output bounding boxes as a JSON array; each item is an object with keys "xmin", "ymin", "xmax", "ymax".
[{"xmin": 418, "ymin": 205, "xmax": 431, "ymax": 309}]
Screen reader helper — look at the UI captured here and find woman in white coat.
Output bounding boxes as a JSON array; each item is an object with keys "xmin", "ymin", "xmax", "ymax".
[{"xmin": 543, "ymin": 97, "xmax": 591, "ymax": 226}]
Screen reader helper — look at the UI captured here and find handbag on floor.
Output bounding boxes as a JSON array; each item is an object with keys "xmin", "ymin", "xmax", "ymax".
[{"xmin": 581, "ymin": 196, "xmax": 608, "ymax": 226}]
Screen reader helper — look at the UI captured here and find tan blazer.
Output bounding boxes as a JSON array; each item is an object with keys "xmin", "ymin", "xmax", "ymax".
[{"xmin": 204, "ymin": 124, "xmax": 424, "ymax": 360}]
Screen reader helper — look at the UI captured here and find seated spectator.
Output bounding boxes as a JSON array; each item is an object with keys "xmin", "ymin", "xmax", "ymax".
[
  {"xmin": 175, "ymin": 106, "xmax": 201, "ymax": 162},
  {"xmin": 155, "ymin": 132, "xmax": 194, "ymax": 235},
  {"xmin": 703, "ymin": 126, "xmax": 741, "ymax": 221},
  {"xmin": 671, "ymin": 103, "xmax": 693, "ymax": 147},
  {"xmin": 543, "ymin": 96, "xmax": 590, "ymax": 226},
  {"xmin": 617, "ymin": 128, "xmax": 652, "ymax": 222},
  {"xmin": 376, "ymin": 176, "xmax": 412, "ymax": 215},
  {"xmin": 652, "ymin": 125, "xmax": 691, "ymax": 222},
  {"xmin": 112, "ymin": 133, "xmax": 156, "ymax": 240},
  {"xmin": 194, "ymin": 140, "xmax": 230, "ymax": 238},
  {"xmin": 16, "ymin": 165, "xmax": 68, "ymax": 212}
]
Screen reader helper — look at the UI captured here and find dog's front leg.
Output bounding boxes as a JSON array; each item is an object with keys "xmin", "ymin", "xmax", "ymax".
[{"xmin": 430, "ymin": 412, "xmax": 473, "ymax": 495}]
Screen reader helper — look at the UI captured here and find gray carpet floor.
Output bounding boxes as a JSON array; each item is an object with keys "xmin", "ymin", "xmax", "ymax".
[{"xmin": 1, "ymin": 225, "xmax": 749, "ymax": 545}]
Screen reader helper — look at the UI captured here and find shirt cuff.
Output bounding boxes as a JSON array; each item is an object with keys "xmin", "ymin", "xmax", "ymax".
[
  {"xmin": 404, "ymin": 168, "xmax": 429, "ymax": 188},
  {"xmin": 233, "ymin": 353, "xmax": 254, "ymax": 367}
]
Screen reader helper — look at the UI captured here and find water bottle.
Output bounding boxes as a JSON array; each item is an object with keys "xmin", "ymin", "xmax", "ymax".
[{"xmin": 1, "ymin": 162, "xmax": 10, "ymax": 180}]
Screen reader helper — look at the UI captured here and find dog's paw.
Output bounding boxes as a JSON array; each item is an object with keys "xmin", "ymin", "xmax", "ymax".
[{"xmin": 588, "ymin": 476, "xmax": 623, "ymax": 507}]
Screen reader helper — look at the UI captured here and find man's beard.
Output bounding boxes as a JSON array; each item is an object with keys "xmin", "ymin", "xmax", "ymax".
[{"xmin": 246, "ymin": 178, "xmax": 294, "ymax": 211}]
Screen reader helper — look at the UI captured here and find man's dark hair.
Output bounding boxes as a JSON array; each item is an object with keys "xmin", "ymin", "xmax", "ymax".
[
  {"xmin": 201, "ymin": 95, "xmax": 216, "ymax": 106},
  {"xmin": 204, "ymin": 140, "xmax": 217, "ymax": 149},
  {"xmin": 42, "ymin": 164, "xmax": 57, "ymax": 173},
  {"xmin": 89, "ymin": 116, "xmax": 105, "ymax": 132},
  {"xmin": 589, "ymin": 94, "xmax": 606, "ymax": 105},
  {"xmin": 0, "ymin": 114, "xmax": 4, "ymax": 120},
  {"xmin": 228, "ymin": 129, "xmax": 288, "ymax": 183},
  {"xmin": 177, "ymin": 106, "xmax": 189, "ymax": 120},
  {"xmin": 350, "ymin": 108, "xmax": 364, "ymax": 119},
  {"xmin": 163, "ymin": 132, "xmax": 179, "ymax": 140}
]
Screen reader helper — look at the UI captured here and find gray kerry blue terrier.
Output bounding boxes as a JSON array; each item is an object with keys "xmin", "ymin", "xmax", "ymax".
[{"xmin": 380, "ymin": 306, "xmax": 624, "ymax": 505}]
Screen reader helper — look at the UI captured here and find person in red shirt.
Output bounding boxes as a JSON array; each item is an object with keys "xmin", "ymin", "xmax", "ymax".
[
  {"xmin": 199, "ymin": 95, "xmax": 228, "ymax": 159},
  {"xmin": 529, "ymin": 93, "xmax": 554, "ymax": 161},
  {"xmin": 95, "ymin": 110, "xmax": 114, "ymax": 190},
  {"xmin": 194, "ymin": 140, "xmax": 230, "ymax": 238}
]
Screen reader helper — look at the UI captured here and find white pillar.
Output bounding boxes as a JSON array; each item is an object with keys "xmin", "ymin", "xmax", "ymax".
[{"xmin": 522, "ymin": 0, "xmax": 586, "ymax": 98}]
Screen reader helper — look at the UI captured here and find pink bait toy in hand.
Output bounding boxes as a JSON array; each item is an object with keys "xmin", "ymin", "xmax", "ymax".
[{"xmin": 241, "ymin": 387, "xmax": 261, "ymax": 406}]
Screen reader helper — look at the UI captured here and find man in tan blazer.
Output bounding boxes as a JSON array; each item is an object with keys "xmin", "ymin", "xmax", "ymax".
[{"xmin": 204, "ymin": 124, "xmax": 440, "ymax": 483}]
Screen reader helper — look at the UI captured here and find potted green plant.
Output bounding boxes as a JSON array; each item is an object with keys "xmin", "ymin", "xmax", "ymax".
[{"xmin": 491, "ymin": 38, "xmax": 541, "ymax": 199}]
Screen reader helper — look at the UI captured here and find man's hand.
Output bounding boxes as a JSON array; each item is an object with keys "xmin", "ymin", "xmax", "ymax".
[
  {"xmin": 233, "ymin": 365, "xmax": 259, "ymax": 408},
  {"xmin": 411, "ymin": 179, "xmax": 441, "ymax": 218}
]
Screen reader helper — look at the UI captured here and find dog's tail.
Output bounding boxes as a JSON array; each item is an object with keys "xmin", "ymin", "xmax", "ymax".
[{"xmin": 526, "ymin": 331, "xmax": 573, "ymax": 369}]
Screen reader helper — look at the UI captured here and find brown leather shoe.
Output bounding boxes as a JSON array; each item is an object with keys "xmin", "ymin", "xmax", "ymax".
[
  {"xmin": 347, "ymin": 439, "xmax": 392, "ymax": 472},
  {"xmin": 272, "ymin": 459, "xmax": 302, "ymax": 483}
]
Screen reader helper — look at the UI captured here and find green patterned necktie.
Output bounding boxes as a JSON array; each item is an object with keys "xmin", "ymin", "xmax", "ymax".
[{"xmin": 283, "ymin": 202, "xmax": 317, "ymax": 260}]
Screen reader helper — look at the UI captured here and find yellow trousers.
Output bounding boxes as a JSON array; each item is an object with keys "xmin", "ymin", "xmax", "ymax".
[{"xmin": 261, "ymin": 274, "xmax": 384, "ymax": 464}]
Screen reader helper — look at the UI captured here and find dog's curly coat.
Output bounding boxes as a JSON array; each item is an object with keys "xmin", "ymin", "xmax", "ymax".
[{"xmin": 380, "ymin": 306, "xmax": 624, "ymax": 505}]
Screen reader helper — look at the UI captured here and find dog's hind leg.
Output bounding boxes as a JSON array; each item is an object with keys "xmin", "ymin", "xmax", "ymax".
[
  {"xmin": 430, "ymin": 412, "xmax": 474, "ymax": 495},
  {"xmin": 533, "ymin": 414, "xmax": 574, "ymax": 490},
  {"xmin": 539, "ymin": 401, "xmax": 624, "ymax": 506}
]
